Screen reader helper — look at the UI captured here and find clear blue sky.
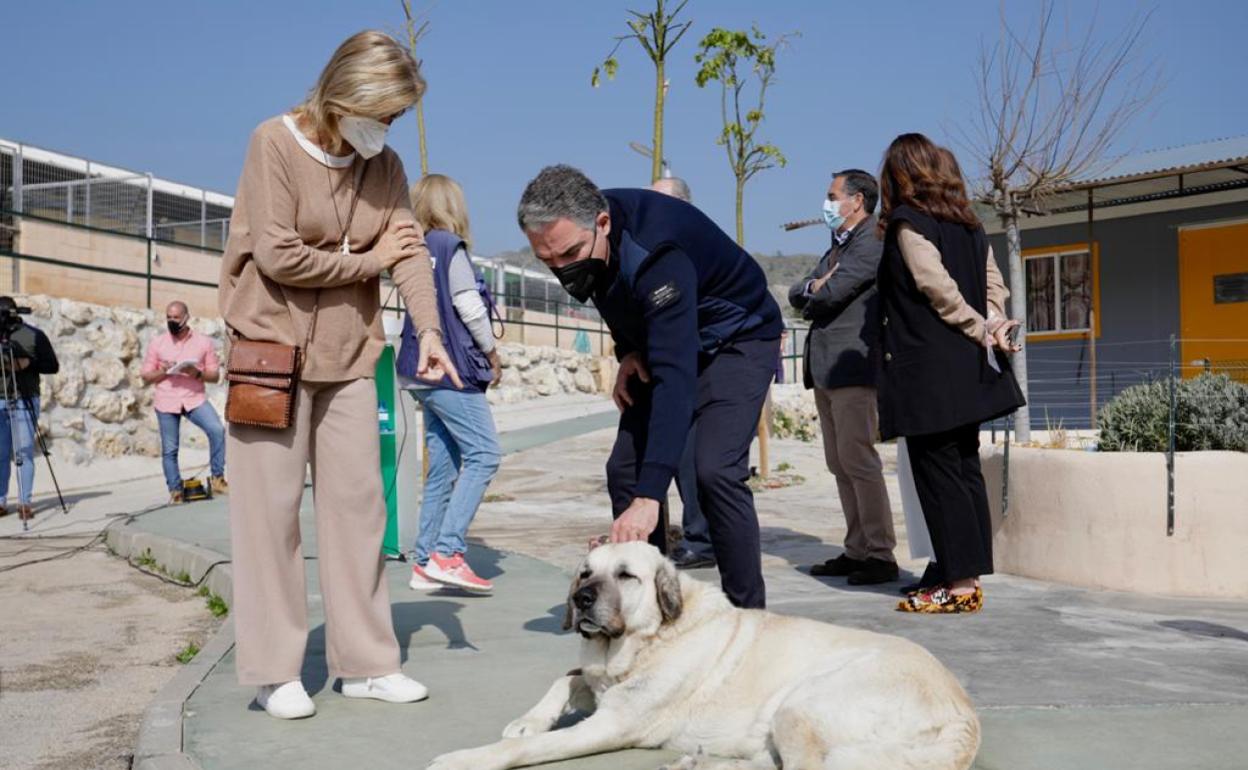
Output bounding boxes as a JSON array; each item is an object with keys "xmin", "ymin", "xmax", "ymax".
[{"xmin": 5, "ymin": 0, "xmax": 1246, "ymax": 256}]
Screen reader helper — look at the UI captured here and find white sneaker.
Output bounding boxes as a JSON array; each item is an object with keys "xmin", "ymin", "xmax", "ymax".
[
  {"xmin": 341, "ymin": 672, "xmax": 429, "ymax": 703},
  {"xmin": 255, "ymin": 680, "xmax": 315, "ymax": 719}
]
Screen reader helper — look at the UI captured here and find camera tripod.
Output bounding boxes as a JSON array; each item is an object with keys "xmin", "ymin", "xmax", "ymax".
[{"xmin": 0, "ymin": 334, "xmax": 68, "ymax": 530}]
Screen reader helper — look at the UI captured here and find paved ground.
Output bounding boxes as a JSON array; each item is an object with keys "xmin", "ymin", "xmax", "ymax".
[
  {"xmin": 126, "ymin": 397, "xmax": 1248, "ymax": 769},
  {"xmin": 0, "ymin": 395, "xmax": 614, "ymax": 770},
  {"xmin": 8, "ymin": 392, "xmax": 1248, "ymax": 768},
  {"xmin": 0, "ymin": 457, "xmax": 224, "ymax": 770}
]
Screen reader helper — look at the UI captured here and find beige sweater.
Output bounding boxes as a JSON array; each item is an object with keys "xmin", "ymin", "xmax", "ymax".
[
  {"xmin": 219, "ymin": 116, "xmax": 438, "ymax": 382},
  {"xmin": 897, "ymin": 223, "xmax": 1009, "ymax": 343}
]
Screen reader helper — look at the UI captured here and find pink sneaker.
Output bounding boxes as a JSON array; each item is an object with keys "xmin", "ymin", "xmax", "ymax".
[
  {"xmin": 409, "ymin": 562, "xmax": 442, "ymax": 591},
  {"xmin": 425, "ymin": 553, "xmax": 493, "ymax": 594}
]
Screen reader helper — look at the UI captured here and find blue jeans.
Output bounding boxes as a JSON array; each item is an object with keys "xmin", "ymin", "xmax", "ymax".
[
  {"xmin": 157, "ymin": 403, "xmax": 226, "ymax": 492},
  {"xmin": 410, "ymin": 388, "xmax": 501, "ymax": 566},
  {"xmin": 0, "ymin": 396, "xmax": 39, "ymax": 505}
]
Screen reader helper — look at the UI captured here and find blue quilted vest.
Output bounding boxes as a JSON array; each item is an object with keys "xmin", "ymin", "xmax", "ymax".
[{"xmin": 395, "ymin": 229, "xmax": 495, "ymax": 392}]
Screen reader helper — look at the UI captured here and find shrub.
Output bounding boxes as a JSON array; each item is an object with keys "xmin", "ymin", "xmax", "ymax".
[{"xmin": 1098, "ymin": 374, "xmax": 1248, "ymax": 452}]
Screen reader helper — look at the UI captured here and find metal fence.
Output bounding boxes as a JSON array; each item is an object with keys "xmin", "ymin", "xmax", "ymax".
[
  {"xmin": 0, "ymin": 209, "xmax": 618, "ymax": 354},
  {"xmin": 1, "ymin": 139, "xmax": 233, "ymax": 250}
]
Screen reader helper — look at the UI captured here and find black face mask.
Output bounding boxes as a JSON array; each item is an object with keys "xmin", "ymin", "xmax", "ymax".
[
  {"xmin": 550, "ymin": 229, "xmax": 607, "ymax": 303},
  {"xmin": 168, "ymin": 320, "xmax": 185, "ymax": 336}
]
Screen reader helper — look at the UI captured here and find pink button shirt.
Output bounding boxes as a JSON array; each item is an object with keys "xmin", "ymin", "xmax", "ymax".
[{"xmin": 141, "ymin": 330, "xmax": 220, "ymax": 414}]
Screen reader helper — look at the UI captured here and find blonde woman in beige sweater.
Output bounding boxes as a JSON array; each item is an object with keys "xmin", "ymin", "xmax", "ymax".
[{"xmin": 218, "ymin": 30, "xmax": 460, "ymax": 720}]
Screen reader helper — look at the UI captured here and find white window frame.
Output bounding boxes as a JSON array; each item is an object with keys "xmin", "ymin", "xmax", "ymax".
[{"xmin": 1023, "ymin": 246, "xmax": 1094, "ymax": 337}]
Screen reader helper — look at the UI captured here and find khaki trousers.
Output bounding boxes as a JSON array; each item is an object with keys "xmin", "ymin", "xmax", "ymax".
[
  {"xmin": 813, "ymin": 386, "xmax": 896, "ymax": 562},
  {"xmin": 227, "ymin": 378, "xmax": 400, "ymax": 686}
]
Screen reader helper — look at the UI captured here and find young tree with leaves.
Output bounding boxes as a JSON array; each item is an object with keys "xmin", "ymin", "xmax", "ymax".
[
  {"xmin": 694, "ymin": 26, "xmax": 790, "ymax": 246},
  {"xmin": 962, "ymin": 1, "xmax": 1157, "ymax": 441},
  {"xmin": 400, "ymin": 0, "xmax": 432, "ymax": 176},
  {"xmin": 592, "ymin": 0, "xmax": 693, "ymax": 183}
]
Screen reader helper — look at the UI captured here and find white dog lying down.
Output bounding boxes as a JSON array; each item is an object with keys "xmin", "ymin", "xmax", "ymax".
[{"xmin": 428, "ymin": 543, "xmax": 979, "ymax": 770}]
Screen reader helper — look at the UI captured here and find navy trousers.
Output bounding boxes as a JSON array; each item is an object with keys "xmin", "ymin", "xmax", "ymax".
[
  {"xmin": 606, "ymin": 336, "xmax": 776, "ymax": 608},
  {"xmin": 905, "ymin": 423, "xmax": 994, "ymax": 582},
  {"xmin": 674, "ymin": 424, "xmax": 714, "ymax": 559}
]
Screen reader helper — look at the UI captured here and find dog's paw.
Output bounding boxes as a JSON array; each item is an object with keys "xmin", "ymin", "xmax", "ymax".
[{"xmin": 502, "ymin": 715, "xmax": 551, "ymax": 738}]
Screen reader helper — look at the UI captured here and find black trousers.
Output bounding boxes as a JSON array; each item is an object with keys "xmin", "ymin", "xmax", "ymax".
[
  {"xmin": 905, "ymin": 423, "xmax": 994, "ymax": 582},
  {"xmin": 606, "ymin": 337, "xmax": 776, "ymax": 609}
]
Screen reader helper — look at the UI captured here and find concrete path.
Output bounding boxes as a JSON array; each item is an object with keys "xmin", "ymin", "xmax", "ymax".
[{"xmin": 98, "ymin": 395, "xmax": 1248, "ymax": 769}]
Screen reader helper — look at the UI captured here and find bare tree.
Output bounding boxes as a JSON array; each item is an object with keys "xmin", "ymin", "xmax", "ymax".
[
  {"xmin": 401, "ymin": 0, "xmax": 432, "ymax": 176},
  {"xmin": 963, "ymin": 0, "xmax": 1158, "ymax": 441},
  {"xmin": 694, "ymin": 26, "xmax": 793, "ymax": 247},
  {"xmin": 592, "ymin": 0, "xmax": 694, "ymax": 183}
]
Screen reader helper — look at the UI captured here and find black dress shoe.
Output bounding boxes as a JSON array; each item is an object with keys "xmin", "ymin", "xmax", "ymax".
[
  {"xmin": 847, "ymin": 558, "xmax": 900, "ymax": 586},
  {"xmin": 671, "ymin": 549, "xmax": 717, "ymax": 570},
  {"xmin": 810, "ymin": 554, "xmax": 866, "ymax": 577},
  {"xmin": 898, "ymin": 561, "xmax": 941, "ymax": 594}
]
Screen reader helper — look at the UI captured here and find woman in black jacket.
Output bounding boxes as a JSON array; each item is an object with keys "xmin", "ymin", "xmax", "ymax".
[{"xmin": 875, "ymin": 134, "xmax": 1025, "ymax": 614}]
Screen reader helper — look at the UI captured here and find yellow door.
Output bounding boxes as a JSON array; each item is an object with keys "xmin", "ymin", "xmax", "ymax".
[{"xmin": 1179, "ymin": 221, "xmax": 1248, "ymax": 382}]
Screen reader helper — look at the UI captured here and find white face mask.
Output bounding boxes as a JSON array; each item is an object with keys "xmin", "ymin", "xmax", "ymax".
[{"xmin": 338, "ymin": 116, "xmax": 389, "ymax": 159}]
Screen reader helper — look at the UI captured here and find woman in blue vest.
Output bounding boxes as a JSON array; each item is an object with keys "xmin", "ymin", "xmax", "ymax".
[{"xmin": 397, "ymin": 174, "xmax": 501, "ymax": 594}]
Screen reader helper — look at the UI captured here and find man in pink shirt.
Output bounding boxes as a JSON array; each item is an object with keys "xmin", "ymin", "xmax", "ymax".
[{"xmin": 140, "ymin": 301, "xmax": 227, "ymax": 504}]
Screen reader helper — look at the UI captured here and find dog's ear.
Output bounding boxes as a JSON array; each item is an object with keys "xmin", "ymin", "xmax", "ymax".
[
  {"xmin": 563, "ymin": 566, "xmax": 584, "ymax": 631},
  {"xmin": 656, "ymin": 560, "xmax": 683, "ymax": 624}
]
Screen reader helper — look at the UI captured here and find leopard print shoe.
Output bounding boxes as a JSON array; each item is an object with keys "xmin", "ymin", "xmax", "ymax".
[{"xmin": 897, "ymin": 585, "xmax": 983, "ymax": 614}]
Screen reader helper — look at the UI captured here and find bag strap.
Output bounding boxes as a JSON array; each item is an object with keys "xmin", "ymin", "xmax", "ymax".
[
  {"xmin": 306, "ymin": 159, "xmax": 370, "ymax": 350},
  {"xmin": 481, "ymin": 283, "xmax": 507, "ymax": 340}
]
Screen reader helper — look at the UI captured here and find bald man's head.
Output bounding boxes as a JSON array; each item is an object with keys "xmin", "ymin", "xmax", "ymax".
[
  {"xmin": 650, "ymin": 177, "xmax": 692, "ymax": 203},
  {"xmin": 165, "ymin": 301, "xmax": 190, "ymax": 335}
]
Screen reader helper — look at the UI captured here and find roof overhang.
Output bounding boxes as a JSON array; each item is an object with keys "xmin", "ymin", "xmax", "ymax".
[{"xmin": 1040, "ymin": 158, "xmax": 1248, "ymax": 215}]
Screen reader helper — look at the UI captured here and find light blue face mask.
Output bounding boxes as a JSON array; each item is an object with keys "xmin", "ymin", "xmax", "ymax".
[{"xmin": 822, "ymin": 199, "xmax": 846, "ymax": 230}]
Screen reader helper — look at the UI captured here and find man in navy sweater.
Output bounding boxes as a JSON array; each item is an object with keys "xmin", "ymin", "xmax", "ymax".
[{"xmin": 517, "ymin": 165, "xmax": 782, "ymax": 608}]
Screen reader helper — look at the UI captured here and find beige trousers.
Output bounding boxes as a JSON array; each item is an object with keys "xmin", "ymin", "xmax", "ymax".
[
  {"xmin": 813, "ymin": 386, "xmax": 896, "ymax": 562},
  {"xmin": 227, "ymin": 378, "xmax": 400, "ymax": 686}
]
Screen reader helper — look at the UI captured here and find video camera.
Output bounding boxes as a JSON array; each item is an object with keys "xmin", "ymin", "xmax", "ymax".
[{"xmin": 0, "ymin": 304, "xmax": 31, "ymax": 339}]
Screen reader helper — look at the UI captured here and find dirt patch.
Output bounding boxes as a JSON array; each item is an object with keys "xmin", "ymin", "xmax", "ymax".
[
  {"xmin": 31, "ymin": 713, "xmax": 136, "ymax": 770},
  {"xmin": 0, "ymin": 538, "xmax": 222, "ymax": 770},
  {"xmin": 3, "ymin": 652, "xmax": 101, "ymax": 692}
]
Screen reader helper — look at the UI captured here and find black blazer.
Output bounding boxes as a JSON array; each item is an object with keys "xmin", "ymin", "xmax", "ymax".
[
  {"xmin": 787, "ymin": 216, "xmax": 881, "ymax": 390},
  {"xmin": 875, "ymin": 206, "xmax": 1024, "ymax": 440}
]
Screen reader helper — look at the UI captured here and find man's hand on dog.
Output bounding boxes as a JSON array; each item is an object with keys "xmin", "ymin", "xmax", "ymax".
[{"xmin": 611, "ymin": 497, "xmax": 661, "ymax": 543}]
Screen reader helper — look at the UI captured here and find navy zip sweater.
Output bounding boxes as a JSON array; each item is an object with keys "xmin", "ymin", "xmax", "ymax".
[{"xmin": 593, "ymin": 189, "xmax": 782, "ymax": 499}]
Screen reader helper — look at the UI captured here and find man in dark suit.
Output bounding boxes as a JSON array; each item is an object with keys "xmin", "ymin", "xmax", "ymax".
[
  {"xmin": 788, "ymin": 170, "xmax": 897, "ymax": 585},
  {"xmin": 649, "ymin": 176, "xmax": 715, "ymax": 571},
  {"xmin": 518, "ymin": 165, "xmax": 783, "ymax": 608}
]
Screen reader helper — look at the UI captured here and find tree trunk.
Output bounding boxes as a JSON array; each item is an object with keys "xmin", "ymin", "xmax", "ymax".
[
  {"xmin": 1003, "ymin": 206, "xmax": 1031, "ymax": 442},
  {"xmin": 415, "ymin": 97, "xmax": 429, "ymax": 177},
  {"xmin": 652, "ymin": 59, "xmax": 665, "ymax": 183},
  {"xmin": 735, "ymin": 178, "xmax": 745, "ymax": 246}
]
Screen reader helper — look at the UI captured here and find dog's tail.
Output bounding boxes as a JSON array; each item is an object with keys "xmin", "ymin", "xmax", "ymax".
[{"xmin": 819, "ymin": 713, "xmax": 980, "ymax": 770}]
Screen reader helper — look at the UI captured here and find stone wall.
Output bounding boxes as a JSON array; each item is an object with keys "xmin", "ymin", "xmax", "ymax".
[
  {"xmin": 489, "ymin": 343, "xmax": 609, "ymax": 404},
  {"xmin": 16, "ymin": 294, "xmax": 609, "ymax": 465},
  {"xmin": 20, "ymin": 294, "xmax": 227, "ymax": 465},
  {"xmin": 769, "ymin": 384, "xmax": 819, "ymax": 442}
]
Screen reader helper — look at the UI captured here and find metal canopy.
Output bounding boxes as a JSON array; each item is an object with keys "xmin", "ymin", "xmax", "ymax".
[{"xmin": 1039, "ymin": 135, "xmax": 1248, "ymax": 214}]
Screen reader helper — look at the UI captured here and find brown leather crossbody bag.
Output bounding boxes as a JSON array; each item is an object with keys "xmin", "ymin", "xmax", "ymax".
[
  {"xmin": 224, "ymin": 338, "xmax": 304, "ymax": 429},
  {"xmin": 224, "ymin": 159, "xmax": 367, "ymax": 430}
]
